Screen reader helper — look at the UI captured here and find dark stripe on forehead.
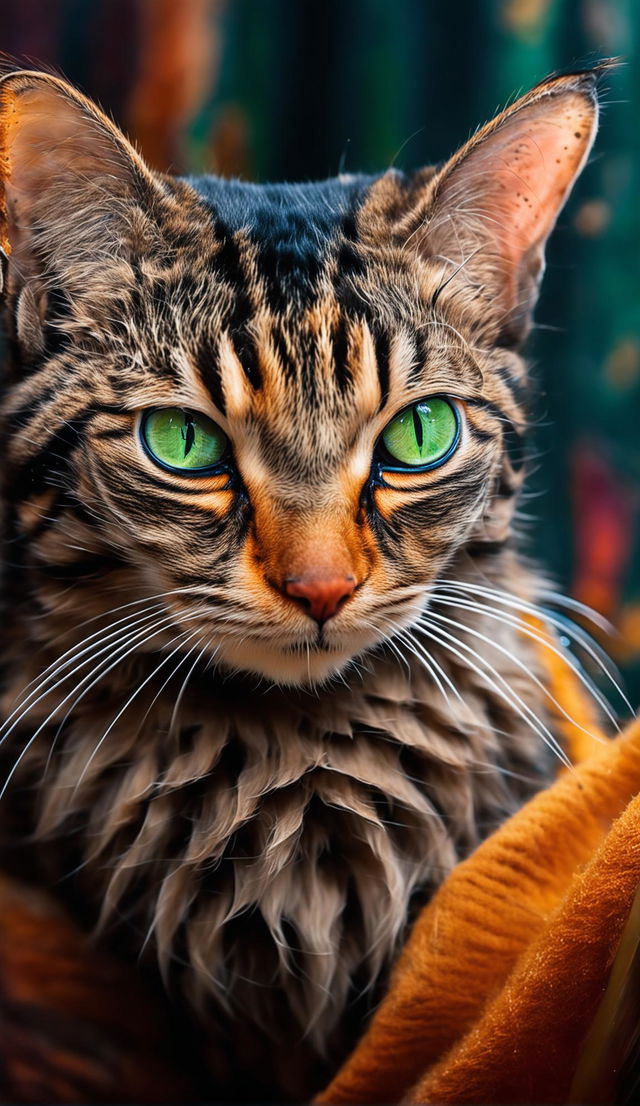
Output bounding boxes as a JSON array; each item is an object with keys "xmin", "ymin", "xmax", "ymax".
[
  {"xmin": 212, "ymin": 218, "xmax": 263, "ymax": 394},
  {"xmin": 373, "ymin": 329, "xmax": 390, "ymax": 408},
  {"xmin": 231, "ymin": 330, "xmax": 262, "ymax": 393},
  {"xmin": 331, "ymin": 314, "xmax": 352, "ymax": 393},
  {"xmin": 250, "ymin": 216, "xmax": 326, "ymax": 314},
  {"xmin": 195, "ymin": 336, "xmax": 227, "ymax": 415},
  {"xmin": 192, "ymin": 174, "xmax": 376, "ymax": 314},
  {"xmin": 334, "ymin": 213, "xmax": 367, "ymax": 284},
  {"xmin": 270, "ymin": 323, "xmax": 296, "ymax": 384}
]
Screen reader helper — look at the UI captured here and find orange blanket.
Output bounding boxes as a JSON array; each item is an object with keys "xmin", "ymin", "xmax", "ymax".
[{"xmin": 319, "ymin": 649, "xmax": 640, "ymax": 1105}]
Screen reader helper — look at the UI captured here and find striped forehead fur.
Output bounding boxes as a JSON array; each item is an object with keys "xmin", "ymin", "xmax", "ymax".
[{"xmin": 0, "ymin": 67, "xmax": 603, "ymax": 1100}]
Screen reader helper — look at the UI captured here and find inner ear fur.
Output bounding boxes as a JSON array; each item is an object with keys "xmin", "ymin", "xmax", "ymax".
[
  {"xmin": 0, "ymin": 69, "xmax": 163, "ymax": 348},
  {"xmin": 419, "ymin": 69, "xmax": 600, "ymax": 346}
]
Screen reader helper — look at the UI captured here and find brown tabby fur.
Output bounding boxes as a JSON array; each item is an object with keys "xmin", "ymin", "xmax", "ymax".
[{"xmin": 0, "ymin": 67, "xmax": 601, "ymax": 1098}]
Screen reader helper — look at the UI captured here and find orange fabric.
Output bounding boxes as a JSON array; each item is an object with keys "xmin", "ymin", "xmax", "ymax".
[
  {"xmin": 319, "ymin": 649, "xmax": 640, "ymax": 1105},
  {"xmin": 0, "ymin": 875, "xmax": 197, "ymax": 1102}
]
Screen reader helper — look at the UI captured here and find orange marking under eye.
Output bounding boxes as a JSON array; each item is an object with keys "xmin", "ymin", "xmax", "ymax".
[{"xmin": 191, "ymin": 487, "xmax": 235, "ymax": 514}]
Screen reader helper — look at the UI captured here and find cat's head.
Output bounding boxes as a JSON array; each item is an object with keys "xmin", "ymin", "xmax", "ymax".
[{"xmin": 0, "ymin": 68, "xmax": 598, "ymax": 685}]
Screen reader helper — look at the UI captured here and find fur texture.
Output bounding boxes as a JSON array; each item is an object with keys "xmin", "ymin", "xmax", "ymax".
[{"xmin": 0, "ymin": 67, "xmax": 602, "ymax": 1098}]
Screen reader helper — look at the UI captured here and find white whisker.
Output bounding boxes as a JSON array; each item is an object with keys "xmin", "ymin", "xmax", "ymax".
[
  {"xmin": 415, "ymin": 617, "xmax": 571, "ymax": 767},
  {"xmin": 422, "ymin": 606, "xmax": 612, "ymax": 742},
  {"xmin": 74, "ymin": 627, "xmax": 203, "ymax": 794}
]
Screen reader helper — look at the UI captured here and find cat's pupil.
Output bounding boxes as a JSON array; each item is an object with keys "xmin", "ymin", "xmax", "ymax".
[
  {"xmin": 412, "ymin": 407, "xmax": 424, "ymax": 449},
  {"xmin": 181, "ymin": 413, "xmax": 196, "ymax": 458}
]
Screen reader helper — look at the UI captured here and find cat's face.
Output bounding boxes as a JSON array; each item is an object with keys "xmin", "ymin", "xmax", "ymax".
[{"xmin": 0, "ymin": 70, "xmax": 598, "ymax": 684}]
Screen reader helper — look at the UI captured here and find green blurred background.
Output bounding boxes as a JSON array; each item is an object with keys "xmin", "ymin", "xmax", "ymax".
[{"xmin": 3, "ymin": 0, "xmax": 640, "ymax": 703}]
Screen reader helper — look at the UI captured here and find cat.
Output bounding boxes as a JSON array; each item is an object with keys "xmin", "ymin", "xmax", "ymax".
[{"xmin": 0, "ymin": 64, "xmax": 605, "ymax": 1100}]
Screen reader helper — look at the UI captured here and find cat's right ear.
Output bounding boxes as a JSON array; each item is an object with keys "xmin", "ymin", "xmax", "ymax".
[{"xmin": 0, "ymin": 70, "xmax": 163, "ymax": 360}]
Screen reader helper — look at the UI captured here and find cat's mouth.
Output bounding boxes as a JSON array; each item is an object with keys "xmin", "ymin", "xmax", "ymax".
[
  {"xmin": 202, "ymin": 600, "xmax": 425, "ymax": 687},
  {"xmin": 166, "ymin": 588, "xmax": 426, "ymax": 687},
  {"xmin": 215, "ymin": 632, "xmax": 370, "ymax": 687}
]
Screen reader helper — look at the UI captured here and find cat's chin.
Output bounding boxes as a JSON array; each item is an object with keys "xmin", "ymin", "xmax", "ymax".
[{"xmin": 215, "ymin": 636, "xmax": 368, "ymax": 687}]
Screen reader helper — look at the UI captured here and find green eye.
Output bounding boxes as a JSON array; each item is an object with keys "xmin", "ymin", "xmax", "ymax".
[
  {"xmin": 141, "ymin": 408, "xmax": 228, "ymax": 473},
  {"xmin": 380, "ymin": 397, "xmax": 459, "ymax": 469}
]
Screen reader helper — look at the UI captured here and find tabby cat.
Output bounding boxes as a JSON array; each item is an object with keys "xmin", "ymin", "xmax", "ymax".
[{"xmin": 0, "ymin": 65, "xmax": 605, "ymax": 1100}]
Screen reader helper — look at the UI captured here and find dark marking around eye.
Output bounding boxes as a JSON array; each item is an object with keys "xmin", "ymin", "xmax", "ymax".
[
  {"xmin": 467, "ymin": 424, "xmax": 495, "ymax": 444},
  {"xmin": 412, "ymin": 407, "xmax": 424, "ymax": 449}
]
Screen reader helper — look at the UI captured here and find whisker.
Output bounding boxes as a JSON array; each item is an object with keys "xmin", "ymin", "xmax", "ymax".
[
  {"xmin": 421, "ymin": 606, "xmax": 613, "ymax": 742},
  {"xmin": 395, "ymin": 626, "xmax": 461, "ymax": 707},
  {"xmin": 415, "ymin": 617, "xmax": 571, "ymax": 767},
  {"xmin": 0, "ymin": 612, "xmax": 203, "ymax": 799},
  {"xmin": 73, "ymin": 628, "xmax": 203, "ymax": 794},
  {"xmin": 432, "ymin": 579, "xmax": 631, "ymax": 713},
  {"xmin": 429, "ymin": 592, "xmax": 622, "ymax": 727},
  {"xmin": 167, "ymin": 639, "xmax": 216, "ymax": 738},
  {"xmin": 1, "ymin": 605, "xmax": 169, "ymax": 743}
]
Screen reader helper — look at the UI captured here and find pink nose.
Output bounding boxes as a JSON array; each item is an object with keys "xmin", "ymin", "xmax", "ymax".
[{"xmin": 283, "ymin": 575, "xmax": 356, "ymax": 622}]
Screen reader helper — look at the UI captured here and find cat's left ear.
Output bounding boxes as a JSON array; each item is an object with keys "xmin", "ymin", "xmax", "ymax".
[
  {"xmin": 419, "ymin": 69, "xmax": 600, "ymax": 346},
  {"xmin": 0, "ymin": 70, "xmax": 164, "ymax": 357}
]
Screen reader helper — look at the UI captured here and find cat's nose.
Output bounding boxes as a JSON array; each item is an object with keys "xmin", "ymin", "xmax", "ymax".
[{"xmin": 283, "ymin": 574, "xmax": 356, "ymax": 622}]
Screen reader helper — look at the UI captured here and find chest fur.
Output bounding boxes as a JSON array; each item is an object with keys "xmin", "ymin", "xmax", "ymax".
[{"xmin": 0, "ymin": 631, "xmax": 554, "ymax": 1095}]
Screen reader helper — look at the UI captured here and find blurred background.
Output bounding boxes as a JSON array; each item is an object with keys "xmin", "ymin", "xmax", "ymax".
[{"xmin": 3, "ymin": 0, "xmax": 640, "ymax": 703}]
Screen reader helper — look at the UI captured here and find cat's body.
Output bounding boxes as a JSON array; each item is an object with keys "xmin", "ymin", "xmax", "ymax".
[
  {"xmin": 1, "ymin": 551, "xmax": 552, "ymax": 1097},
  {"xmin": 0, "ymin": 67, "xmax": 602, "ymax": 1099}
]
